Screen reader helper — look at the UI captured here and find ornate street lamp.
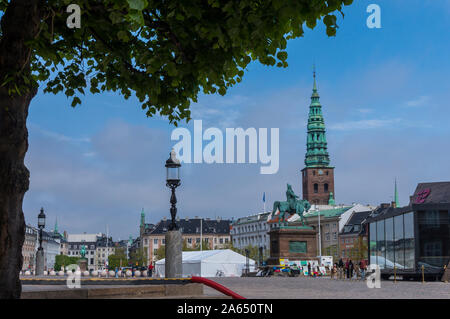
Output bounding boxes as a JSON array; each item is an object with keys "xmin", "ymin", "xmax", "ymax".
[
  {"xmin": 165, "ymin": 149, "xmax": 181, "ymax": 230},
  {"xmin": 35, "ymin": 207, "xmax": 46, "ymax": 276},
  {"xmin": 37, "ymin": 207, "xmax": 46, "ymax": 251}
]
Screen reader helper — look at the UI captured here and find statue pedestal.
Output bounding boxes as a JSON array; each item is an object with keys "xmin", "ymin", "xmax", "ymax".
[
  {"xmin": 77, "ymin": 258, "xmax": 88, "ymax": 272},
  {"xmin": 267, "ymin": 225, "xmax": 319, "ymax": 266}
]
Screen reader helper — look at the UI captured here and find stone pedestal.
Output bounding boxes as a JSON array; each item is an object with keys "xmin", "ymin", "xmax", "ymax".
[
  {"xmin": 77, "ymin": 258, "xmax": 88, "ymax": 272},
  {"xmin": 35, "ymin": 249, "xmax": 44, "ymax": 276},
  {"xmin": 165, "ymin": 230, "xmax": 182, "ymax": 278},
  {"xmin": 267, "ymin": 225, "xmax": 318, "ymax": 265}
]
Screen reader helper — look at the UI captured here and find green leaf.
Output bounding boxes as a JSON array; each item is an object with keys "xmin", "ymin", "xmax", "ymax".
[{"xmin": 127, "ymin": 0, "xmax": 147, "ymax": 11}]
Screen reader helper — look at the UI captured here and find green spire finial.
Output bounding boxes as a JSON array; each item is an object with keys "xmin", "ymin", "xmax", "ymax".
[
  {"xmin": 54, "ymin": 216, "xmax": 58, "ymax": 234},
  {"xmin": 395, "ymin": 178, "xmax": 399, "ymax": 207},
  {"xmin": 140, "ymin": 208, "xmax": 145, "ymax": 226},
  {"xmin": 313, "ymin": 64, "xmax": 317, "ymax": 92}
]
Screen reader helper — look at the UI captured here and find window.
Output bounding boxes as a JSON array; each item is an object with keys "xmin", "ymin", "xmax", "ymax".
[
  {"xmin": 196, "ymin": 238, "xmax": 200, "ymax": 243},
  {"xmin": 385, "ymin": 218, "xmax": 394, "ymax": 269},
  {"xmin": 376, "ymin": 220, "xmax": 385, "ymax": 269},
  {"xmin": 394, "ymin": 214, "xmax": 404, "ymax": 268},
  {"xmin": 220, "ymin": 238, "xmax": 223, "ymax": 244},
  {"xmin": 404, "ymin": 212, "xmax": 415, "ymax": 269},
  {"xmin": 187, "ymin": 238, "xmax": 192, "ymax": 244},
  {"xmin": 225, "ymin": 238, "xmax": 229, "ymax": 243},
  {"xmin": 314, "ymin": 184, "xmax": 318, "ymax": 193},
  {"xmin": 162, "ymin": 239, "xmax": 165, "ymax": 245},
  {"xmin": 324, "ymin": 183, "xmax": 329, "ymax": 192},
  {"xmin": 154, "ymin": 239, "xmax": 158, "ymax": 245}
]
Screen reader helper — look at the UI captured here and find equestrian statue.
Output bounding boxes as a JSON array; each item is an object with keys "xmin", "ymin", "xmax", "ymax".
[{"xmin": 271, "ymin": 184, "xmax": 311, "ymax": 225}]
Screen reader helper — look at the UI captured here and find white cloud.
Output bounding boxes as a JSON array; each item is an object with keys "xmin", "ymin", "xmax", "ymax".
[
  {"xmin": 405, "ymin": 95, "xmax": 430, "ymax": 107},
  {"xmin": 329, "ymin": 118, "xmax": 402, "ymax": 131}
]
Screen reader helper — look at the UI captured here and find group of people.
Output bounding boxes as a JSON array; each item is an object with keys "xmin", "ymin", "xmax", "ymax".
[
  {"xmin": 113, "ymin": 263, "xmax": 154, "ymax": 278},
  {"xmin": 330, "ymin": 258, "xmax": 367, "ymax": 280}
]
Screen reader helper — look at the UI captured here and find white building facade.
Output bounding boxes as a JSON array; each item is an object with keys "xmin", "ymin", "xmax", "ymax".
[{"xmin": 230, "ymin": 212, "xmax": 271, "ymax": 254}]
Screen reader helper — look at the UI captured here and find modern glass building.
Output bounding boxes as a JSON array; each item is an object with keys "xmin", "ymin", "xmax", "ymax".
[{"xmin": 366, "ymin": 182, "xmax": 450, "ymax": 280}]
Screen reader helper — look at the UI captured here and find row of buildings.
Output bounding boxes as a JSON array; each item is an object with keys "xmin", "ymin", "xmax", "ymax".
[{"xmin": 21, "ymin": 221, "xmax": 123, "ymax": 272}]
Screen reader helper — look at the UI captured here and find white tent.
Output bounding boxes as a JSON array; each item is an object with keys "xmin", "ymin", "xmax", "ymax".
[{"xmin": 155, "ymin": 249, "xmax": 256, "ymax": 278}]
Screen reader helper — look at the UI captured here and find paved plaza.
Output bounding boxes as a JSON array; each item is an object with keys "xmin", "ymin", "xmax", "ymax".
[
  {"xmin": 202, "ymin": 276, "xmax": 450, "ymax": 299},
  {"xmin": 20, "ymin": 276, "xmax": 450, "ymax": 299}
]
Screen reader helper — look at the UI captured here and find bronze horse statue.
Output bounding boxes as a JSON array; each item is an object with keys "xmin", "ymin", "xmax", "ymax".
[{"xmin": 271, "ymin": 184, "xmax": 311, "ymax": 225}]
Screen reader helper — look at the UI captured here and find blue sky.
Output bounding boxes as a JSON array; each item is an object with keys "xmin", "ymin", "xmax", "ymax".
[{"xmin": 23, "ymin": 0, "xmax": 450, "ymax": 240}]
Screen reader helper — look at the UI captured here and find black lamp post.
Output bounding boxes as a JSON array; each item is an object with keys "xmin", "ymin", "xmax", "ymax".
[
  {"xmin": 37, "ymin": 207, "xmax": 46, "ymax": 251},
  {"xmin": 165, "ymin": 149, "xmax": 181, "ymax": 231}
]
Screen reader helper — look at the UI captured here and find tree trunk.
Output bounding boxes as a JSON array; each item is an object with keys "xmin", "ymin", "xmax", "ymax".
[{"xmin": 0, "ymin": 0, "xmax": 42, "ymax": 299}]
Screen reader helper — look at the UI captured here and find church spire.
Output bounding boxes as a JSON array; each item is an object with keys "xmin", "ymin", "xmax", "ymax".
[
  {"xmin": 54, "ymin": 217, "xmax": 58, "ymax": 234},
  {"xmin": 394, "ymin": 178, "xmax": 400, "ymax": 207},
  {"xmin": 304, "ymin": 68, "xmax": 330, "ymax": 168},
  {"xmin": 140, "ymin": 208, "xmax": 145, "ymax": 227}
]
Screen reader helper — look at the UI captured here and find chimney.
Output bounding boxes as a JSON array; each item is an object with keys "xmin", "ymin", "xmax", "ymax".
[
  {"xmin": 391, "ymin": 201, "xmax": 397, "ymax": 208},
  {"xmin": 380, "ymin": 203, "xmax": 390, "ymax": 209}
]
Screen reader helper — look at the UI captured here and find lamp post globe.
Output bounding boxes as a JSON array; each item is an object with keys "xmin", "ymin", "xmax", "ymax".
[
  {"xmin": 165, "ymin": 149, "xmax": 181, "ymax": 187},
  {"xmin": 165, "ymin": 149, "xmax": 181, "ymax": 230},
  {"xmin": 38, "ymin": 207, "xmax": 46, "ymax": 229}
]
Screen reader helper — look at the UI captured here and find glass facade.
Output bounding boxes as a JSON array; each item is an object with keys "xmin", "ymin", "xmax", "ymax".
[
  {"xmin": 369, "ymin": 212, "xmax": 415, "ymax": 270},
  {"xmin": 394, "ymin": 214, "xmax": 404, "ymax": 268},
  {"xmin": 417, "ymin": 210, "xmax": 450, "ymax": 271},
  {"xmin": 369, "ymin": 222, "xmax": 376, "ymax": 261},
  {"xmin": 404, "ymin": 212, "xmax": 415, "ymax": 269},
  {"xmin": 376, "ymin": 220, "xmax": 385, "ymax": 269},
  {"xmin": 385, "ymin": 218, "xmax": 394, "ymax": 269}
]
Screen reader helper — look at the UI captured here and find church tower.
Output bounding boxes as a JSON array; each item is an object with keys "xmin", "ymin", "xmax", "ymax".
[{"xmin": 301, "ymin": 69, "xmax": 335, "ymax": 205}]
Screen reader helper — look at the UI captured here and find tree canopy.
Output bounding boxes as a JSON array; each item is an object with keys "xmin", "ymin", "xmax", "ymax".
[{"xmin": 1, "ymin": 0, "xmax": 353, "ymax": 125}]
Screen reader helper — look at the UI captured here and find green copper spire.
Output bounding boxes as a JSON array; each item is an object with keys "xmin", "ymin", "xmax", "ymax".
[
  {"xmin": 304, "ymin": 68, "xmax": 331, "ymax": 168},
  {"xmin": 140, "ymin": 208, "xmax": 145, "ymax": 226},
  {"xmin": 54, "ymin": 217, "xmax": 58, "ymax": 234},
  {"xmin": 394, "ymin": 178, "xmax": 400, "ymax": 207}
]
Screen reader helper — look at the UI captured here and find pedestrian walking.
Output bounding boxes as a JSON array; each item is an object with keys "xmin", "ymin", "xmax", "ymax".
[
  {"xmin": 338, "ymin": 258, "xmax": 344, "ymax": 279},
  {"xmin": 349, "ymin": 259, "xmax": 354, "ymax": 279},
  {"xmin": 307, "ymin": 262, "xmax": 311, "ymax": 277},
  {"xmin": 148, "ymin": 263, "xmax": 154, "ymax": 277},
  {"xmin": 345, "ymin": 259, "xmax": 349, "ymax": 279},
  {"xmin": 359, "ymin": 259, "xmax": 366, "ymax": 280},
  {"xmin": 115, "ymin": 267, "xmax": 118, "ymax": 278},
  {"xmin": 331, "ymin": 263, "xmax": 337, "ymax": 280}
]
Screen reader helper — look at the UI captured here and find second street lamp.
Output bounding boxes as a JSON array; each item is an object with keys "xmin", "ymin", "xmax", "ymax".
[
  {"xmin": 36, "ymin": 207, "xmax": 46, "ymax": 276},
  {"xmin": 165, "ymin": 149, "xmax": 181, "ymax": 231}
]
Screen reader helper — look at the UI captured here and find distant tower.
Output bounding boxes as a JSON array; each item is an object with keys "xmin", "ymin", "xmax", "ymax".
[
  {"xmin": 394, "ymin": 178, "xmax": 400, "ymax": 207},
  {"xmin": 54, "ymin": 217, "xmax": 58, "ymax": 234},
  {"xmin": 139, "ymin": 208, "xmax": 145, "ymax": 238},
  {"xmin": 301, "ymin": 68, "xmax": 335, "ymax": 205}
]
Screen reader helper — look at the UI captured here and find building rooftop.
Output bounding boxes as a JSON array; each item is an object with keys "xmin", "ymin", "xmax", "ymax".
[
  {"xmin": 304, "ymin": 206, "xmax": 353, "ymax": 218},
  {"xmin": 67, "ymin": 233, "xmax": 103, "ymax": 243},
  {"xmin": 341, "ymin": 210, "xmax": 372, "ymax": 235},
  {"xmin": 148, "ymin": 218, "xmax": 231, "ymax": 235}
]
